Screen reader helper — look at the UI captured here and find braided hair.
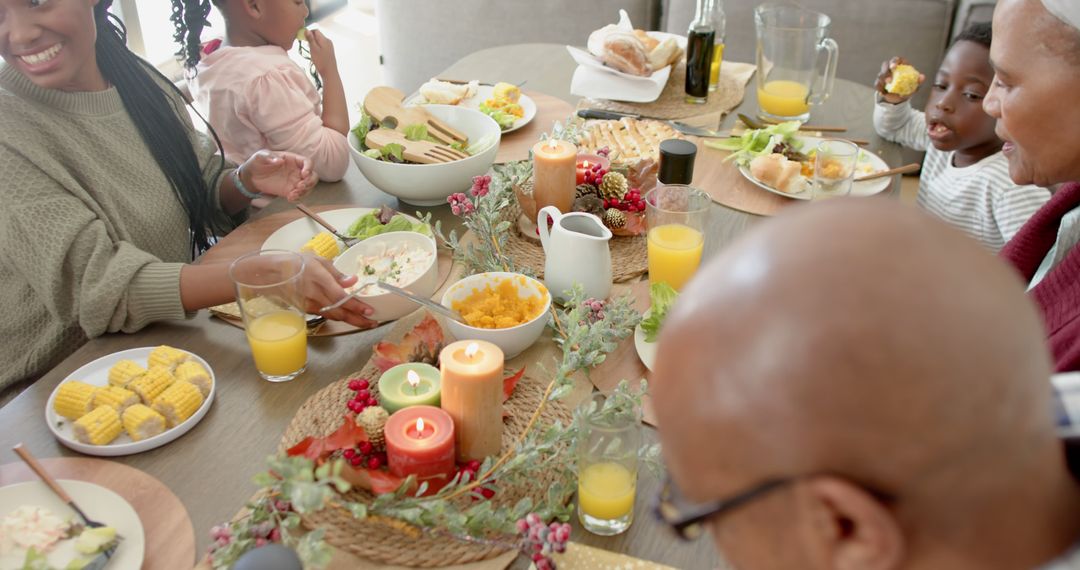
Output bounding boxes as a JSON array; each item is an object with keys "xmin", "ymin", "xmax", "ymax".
[
  {"xmin": 95, "ymin": 0, "xmax": 225, "ymax": 255},
  {"xmin": 171, "ymin": 0, "xmax": 323, "ymax": 89}
]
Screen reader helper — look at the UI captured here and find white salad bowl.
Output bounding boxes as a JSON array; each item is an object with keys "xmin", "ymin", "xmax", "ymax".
[
  {"xmin": 332, "ymin": 231, "xmax": 439, "ymax": 323},
  {"xmin": 440, "ymin": 272, "xmax": 552, "ymax": 359},
  {"xmin": 348, "ymin": 105, "xmax": 502, "ymax": 206}
]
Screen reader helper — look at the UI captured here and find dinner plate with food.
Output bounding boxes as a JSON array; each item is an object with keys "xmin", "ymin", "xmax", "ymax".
[
  {"xmin": 0, "ymin": 480, "xmax": 144, "ymax": 569},
  {"xmin": 404, "ymin": 80, "xmax": 537, "ymax": 134},
  {"xmin": 634, "ymin": 283, "xmax": 678, "ymax": 372},
  {"xmin": 707, "ymin": 122, "xmax": 890, "ymax": 200},
  {"xmin": 261, "ymin": 206, "xmax": 431, "ymax": 260},
  {"xmin": 45, "ymin": 346, "xmax": 215, "ymax": 456}
]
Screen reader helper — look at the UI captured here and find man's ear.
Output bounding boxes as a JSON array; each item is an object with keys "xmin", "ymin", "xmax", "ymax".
[
  {"xmin": 794, "ymin": 476, "xmax": 904, "ymax": 570},
  {"xmin": 242, "ymin": 0, "xmax": 262, "ymax": 19}
]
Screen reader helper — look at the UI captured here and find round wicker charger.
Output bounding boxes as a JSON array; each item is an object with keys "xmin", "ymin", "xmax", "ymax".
[
  {"xmin": 582, "ymin": 60, "xmax": 746, "ymax": 119},
  {"xmin": 279, "ymin": 360, "xmax": 574, "ymax": 567},
  {"xmin": 499, "ymin": 198, "xmax": 648, "ymax": 283}
]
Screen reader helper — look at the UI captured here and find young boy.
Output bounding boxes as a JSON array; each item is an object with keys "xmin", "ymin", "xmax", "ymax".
[{"xmin": 874, "ymin": 23, "xmax": 1050, "ymax": 252}]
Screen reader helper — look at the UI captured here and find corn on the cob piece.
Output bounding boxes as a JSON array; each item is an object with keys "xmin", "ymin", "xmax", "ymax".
[
  {"xmin": 93, "ymin": 385, "xmax": 139, "ymax": 413},
  {"xmin": 54, "ymin": 381, "xmax": 100, "ymax": 420},
  {"xmin": 72, "ymin": 406, "xmax": 122, "ymax": 445},
  {"xmin": 122, "ymin": 404, "xmax": 166, "ymax": 441},
  {"xmin": 108, "ymin": 359, "xmax": 146, "ymax": 387},
  {"xmin": 129, "ymin": 366, "xmax": 175, "ymax": 404},
  {"xmin": 492, "ymin": 82, "xmax": 521, "ymax": 103},
  {"xmin": 174, "ymin": 361, "xmax": 212, "ymax": 397},
  {"xmin": 886, "ymin": 64, "xmax": 921, "ymax": 97},
  {"xmin": 147, "ymin": 345, "xmax": 190, "ymax": 371},
  {"xmin": 300, "ymin": 232, "xmax": 340, "ymax": 259},
  {"xmin": 152, "ymin": 381, "xmax": 203, "ymax": 427}
]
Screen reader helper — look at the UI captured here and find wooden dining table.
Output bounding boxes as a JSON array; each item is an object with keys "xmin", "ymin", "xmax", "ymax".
[{"xmin": 0, "ymin": 44, "xmax": 901, "ymax": 569}]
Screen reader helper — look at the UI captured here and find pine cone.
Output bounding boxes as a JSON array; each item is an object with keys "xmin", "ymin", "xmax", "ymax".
[
  {"xmin": 599, "ymin": 172, "xmax": 629, "ymax": 201},
  {"xmin": 576, "ymin": 183, "xmax": 600, "ymax": 199},
  {"xmin": 357, "ymin": 406, "xmax": 389, "ymax": 451},
  {"xmin": 573, "ymin": 194, "xmax": 606, "ymax": 217},
  {"xmin": 603, "ymin": 208, "xmax": 627, "ymax": 229}
]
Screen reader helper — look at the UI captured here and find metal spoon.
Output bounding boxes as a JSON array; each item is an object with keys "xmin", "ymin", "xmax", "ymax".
[{"xmin": 319, "ymin": 281, "xmax": 463, "ymax": 323}]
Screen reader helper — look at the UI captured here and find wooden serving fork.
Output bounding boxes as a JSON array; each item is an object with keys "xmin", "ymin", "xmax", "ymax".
[
  {"xmin": 363, "ymin": 87, "xmax": 468, "ymax": 146},
  {"xmin": 365, "ymin": 129, "xmax": 469, "ymax": 164}
]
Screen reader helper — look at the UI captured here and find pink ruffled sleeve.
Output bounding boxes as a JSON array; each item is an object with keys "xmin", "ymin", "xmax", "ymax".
[{"xmin": 242, "ymin": 65, "xmax": 350, "ymax": 182}]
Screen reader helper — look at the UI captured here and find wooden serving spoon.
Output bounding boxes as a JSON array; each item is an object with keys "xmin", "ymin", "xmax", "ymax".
[
  {"xmin": 363, "ymin": 87, "xmax": 468, "ymax": 146},
  {"xmin": 365, "ymin": 129, "xmax": 469, "ymax": 164}
]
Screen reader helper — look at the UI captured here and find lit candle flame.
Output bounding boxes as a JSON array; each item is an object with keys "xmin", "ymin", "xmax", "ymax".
[
  {"xmin": 582, "ymin": 160, "xmax": 590, "ymax": 169},
  {"xmin": 465, "ymin": 342, "xmax": 480, "ymax": 359},
  {"xmin": 416, "ymin": 418, "xmax": 425, "ymax": 434},
  {"xmin": 545, "ymin": 139, "xmax": 559, "ymax": 152},
  {"xmin": 407, "ymin": 370, "xmax": 420, "ymax": 388}
]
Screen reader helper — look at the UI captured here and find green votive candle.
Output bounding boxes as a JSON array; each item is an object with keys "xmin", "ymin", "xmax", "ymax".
[{"xmin": 378, "ymin": 363, "xmax": 442, "ymax": 414}]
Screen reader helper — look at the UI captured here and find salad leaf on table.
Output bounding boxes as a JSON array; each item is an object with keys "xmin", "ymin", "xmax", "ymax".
[
  {"xmin": 640, "ymin": 282, "xmax": 678, "ymax": 343},
  {"xmin": 479, "ymin": 103, "xmax": 517, "ymax": 130},
  {"xmin": 703, "ymin": 121, "xmax": 803, "ymax": 166},
  {"xmin": 345, "ymin": 210, "xmax": 431, "ymax": 240}
]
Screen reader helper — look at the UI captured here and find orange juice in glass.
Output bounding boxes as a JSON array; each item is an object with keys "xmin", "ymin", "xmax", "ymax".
[
  {"xmin": 229, "ymin": 250, "xmax": 308, "ymax": 382},
  {"xmin": 577, "ymin": 394, "xmax": 641, "ymax": 536},
  {"xmin": 645, "ymin": 185, "xmax": 710, "ymax": 291}
]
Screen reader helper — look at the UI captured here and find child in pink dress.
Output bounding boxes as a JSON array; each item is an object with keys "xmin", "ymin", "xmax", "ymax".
[{"xmin": 172, "ymin": 0, "xmax": 350, "ymax": 182}]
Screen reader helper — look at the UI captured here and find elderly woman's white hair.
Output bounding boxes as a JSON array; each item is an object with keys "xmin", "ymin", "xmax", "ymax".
[{"xmin": 1042, "ymin": 0, "xmax": 1080, "ymax": 30}]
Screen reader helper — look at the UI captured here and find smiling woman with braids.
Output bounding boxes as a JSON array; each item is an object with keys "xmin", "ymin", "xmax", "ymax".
[
  {"xmin": 178, "ymin": 0, "xmax": 351, "ymax": 182},
  {"xmin": 0, "ymin": 0, "xmax": 376, "ymax": 394}
]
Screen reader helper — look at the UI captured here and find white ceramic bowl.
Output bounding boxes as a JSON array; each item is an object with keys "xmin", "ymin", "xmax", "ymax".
[
  {"xmin": 333, "ymin": 231, "xmax": 439, "ymax": 322},
  {"xmin": 349, "ymin": 105, "xmax": 502, "ymax": 206},
  {"xmin": 441, "ymin": 272, "xmax": 552, "ymax": 359}
]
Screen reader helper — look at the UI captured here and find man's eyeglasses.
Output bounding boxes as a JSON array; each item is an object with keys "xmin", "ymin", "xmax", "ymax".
[{"xmin": 654, "ymin": 473, "xmax": 897, "ymax": 541}]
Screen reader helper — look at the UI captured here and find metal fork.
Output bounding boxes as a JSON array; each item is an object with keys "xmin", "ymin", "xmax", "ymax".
[
  {"xmin": 295, "ymin": 204, "xmax": 359, "ymax": 248},
  {"xmin": 13, "ymin": 444, "xmax": 120, "ymax": 561}
]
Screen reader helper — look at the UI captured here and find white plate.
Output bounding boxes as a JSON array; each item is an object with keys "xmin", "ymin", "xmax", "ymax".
[
  {"xmin": 45, "ymin": 347, "xmax": 216, "ymax": 456},
  {"xmin": 737, "ymin": 136, "xmax": 892, "ymax": 201},
  {"xmin": 261, "ymin": 207, "xmax": 427, "ymax": 253},
  {"xmin": 634, "ymin": 308, "xmax": 658, "ymax": 372},
  {"xmin": 0, "ymin": 480, "xmax": 145, "ymax": 570},
  {"xmin": 404, "ymin": 85, "xmax": 537, "ymax": 134},
  {"xmin": 568, "ymin": 32, "xmax": 687, "ymax": 103}
]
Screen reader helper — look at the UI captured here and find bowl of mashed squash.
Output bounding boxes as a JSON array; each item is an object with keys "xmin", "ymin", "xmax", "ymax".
[{"xmin": 441, "ymin": 272, "xmax": 551, "ymax": 358}]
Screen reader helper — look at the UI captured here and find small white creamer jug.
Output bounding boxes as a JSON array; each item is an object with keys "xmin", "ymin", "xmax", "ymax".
[{"xmin": 537, "ymin": 206, "xmax": 613, "ymax": 300}]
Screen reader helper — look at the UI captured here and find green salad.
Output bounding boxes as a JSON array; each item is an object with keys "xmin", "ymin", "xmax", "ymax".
[
  {"xmin": 479, "ymin": 103, "xmax": 517, "ymax": 130},
  {"xmin": 346, "ymin": 207, "xmax": 432, "ymax": 240},
  {"xmin": 703, "ymin": 121, "xmax": 803, "ymax": 166},
  {"xmin": 640, "ymin": 282, "xmax": 678, "ymax": 343},
  {"xmin": 349, "ymin": 109, "xmax": 497, "ymax": 163}
]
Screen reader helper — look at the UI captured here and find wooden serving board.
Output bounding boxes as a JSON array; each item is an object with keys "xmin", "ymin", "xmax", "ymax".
[{"xmin": 0, "ymin": 457, "xmax": 197, "ymax": 570}]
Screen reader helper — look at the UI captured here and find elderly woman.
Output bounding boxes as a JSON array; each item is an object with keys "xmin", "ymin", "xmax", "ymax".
[
  {"xmin": 988, "ymin": 0, "xmax": 1080, "ymax": 372},
  {"xmin": 0, "ymin": 0, "xmax": 375, "ymax": 395}
]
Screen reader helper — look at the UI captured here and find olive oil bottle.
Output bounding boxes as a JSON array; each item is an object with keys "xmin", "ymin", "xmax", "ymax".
[{"xmin": 685, "ymin": 0, "xmax": 717, "ymax": 103}]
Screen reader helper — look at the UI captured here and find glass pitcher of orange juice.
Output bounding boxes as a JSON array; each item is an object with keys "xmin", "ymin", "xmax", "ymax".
[
  {"xmin": 229, "ymin": 250, "xmax": 308, "ymax": 382},
  {"xmin": 754, "ymin": 4, "xmax": 839, "ymax": 122}
]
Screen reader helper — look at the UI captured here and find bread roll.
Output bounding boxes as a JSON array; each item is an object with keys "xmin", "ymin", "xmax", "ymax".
[
  {"xmin": 603, "ymin": 32, "xmax": 651, "ymax": 76},
  {"xmin": 647, "ymin": 37, "xmax": 681, "ymax": 70},
  {"xmin": 750, "ymin": 154, "xmax": 806, "ymax": 194},
  {"xmin": 634, "ymin": 30, "xmax": 660, "ymax": 52}
]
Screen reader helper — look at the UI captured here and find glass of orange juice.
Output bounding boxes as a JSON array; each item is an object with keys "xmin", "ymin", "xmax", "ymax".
[
  {"xmin": 577, "ymin": 394, "xmax": 642, "ymax": 536},
  {"xmin": 228, "ymin": 250, "xmax": 308, "ymax": 382},
  {"xmin": 645, "ymin": 185, "xmax": 710, "ymax": 291}
]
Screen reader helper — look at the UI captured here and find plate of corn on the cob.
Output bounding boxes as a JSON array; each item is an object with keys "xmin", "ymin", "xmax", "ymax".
[{"xmin": 45, "ymin": 346, "xmax": 215, "ymax": 456}]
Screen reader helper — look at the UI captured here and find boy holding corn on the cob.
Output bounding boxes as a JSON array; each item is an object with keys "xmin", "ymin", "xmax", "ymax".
[{"xmin": 874, "ymin": 23, "xmax": 1050, "ymax": 253}]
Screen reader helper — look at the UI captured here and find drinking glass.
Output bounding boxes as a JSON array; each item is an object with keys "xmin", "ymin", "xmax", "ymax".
[
  {"xmin": 754, "ymin": 3, "xmax": 839, "ymax": 122},
  {"xmin": 577, "ymin": 395, "xmax": 642, "ymax": 536},
  {"xmin": 812, "ymin": 139, "xmax": 859, "ymax": 199},
  {"xmin": 645, "ymin": 185, "xmax": 710, "ymax": 291},
  {"xmin": 228, "ymin": 250, "xmax": 308, "ymax": 382}
]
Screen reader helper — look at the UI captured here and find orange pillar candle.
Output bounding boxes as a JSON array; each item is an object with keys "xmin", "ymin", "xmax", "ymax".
[
  {"xmin": 439, "ymin": 340, "xmax": 504, "ymax": 461},
  {"xmin": 384, "ymin": 405, "xmax": 456, "ymax": 479},
  {"xmin": 532, "ymin": 139, "xmax": 578, "ymax": 214}
]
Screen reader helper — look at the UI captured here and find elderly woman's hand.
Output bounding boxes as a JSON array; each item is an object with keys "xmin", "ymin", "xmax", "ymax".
[
  {"xmin": 242, "ymin": 150, "xmax": 318, "ymax": 202},
  {"xmin": 875, "ymin": 57, "xmax": 925, "ymax": 105},
  {"xmin": 300, "ymin": 254, "xmax": 379, "ymax": 330}
]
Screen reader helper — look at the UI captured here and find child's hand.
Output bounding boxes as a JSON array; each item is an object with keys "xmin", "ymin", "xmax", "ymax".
[
  {"xmin": 243, "ymin": 150, "xmax": 318, "ymax": 202},
  {"xmin": 305, "ymin": 30, "xmax": 339, "ymax": 78},
  {"xmin": 875, "ymin": 57, "xmax": 925, "ymax": 105}
]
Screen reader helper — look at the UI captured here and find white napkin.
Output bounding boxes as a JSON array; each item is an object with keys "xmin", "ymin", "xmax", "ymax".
[{"xmin": 566, "ymin": 32, "xmax": 686, "ymax": 103}]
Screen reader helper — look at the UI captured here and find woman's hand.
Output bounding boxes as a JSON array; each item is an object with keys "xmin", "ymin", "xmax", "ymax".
[
  {"xmin": 242, "ymin": 150, "xmax": 317, "ymax": 201},
  {"xmin": 306, "ymin": 30, "xmax": 340, "ymax": 79},
  {"xmin": 874, "ymin": 57, "xmax": 924, "ymax": 105},
  {"xmin": 301, "ymin": 254, "xmax": 378, "ymax": 330}
]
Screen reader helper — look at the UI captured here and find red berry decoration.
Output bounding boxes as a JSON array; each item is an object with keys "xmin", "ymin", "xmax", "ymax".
[
  {"xmin": 356, "ymin": 379, "xmax": 369, "ymax": 391},
  {"xmin": 348, "ymin": 379, "xmax": 362, "ymax": 391},
  {"xmin": 367, "ymin": 456, "xmax": 383, "ymax": 470},
  {"xmin": 358, "ymin": 441, "xmax": 374, "ymax": 455},
  {"xmin": 349, "ymin": 455, "xmax": 363, "ymax": 467},
  {"xmin": 480, "ymin": 488, "xmax": 495, "ymax": 499},
  {"xmin": 465, "ymin": 460, "xmax": 482, "ymax": 472},
  {"xmin": 366, "ymin": 396, "xmax": 379, "ymax": 407},
  {"xmin": 343, "ymin": 448, "xmax": 356, "ymax": 459},
  {"xmin": 355, "ymin": 389, "xmax": 370, "ymax": 401}
]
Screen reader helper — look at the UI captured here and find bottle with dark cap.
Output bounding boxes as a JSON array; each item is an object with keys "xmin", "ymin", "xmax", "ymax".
[{"xmin": 658, "ymin": 139, "xmax": 698, "ymax": 185}]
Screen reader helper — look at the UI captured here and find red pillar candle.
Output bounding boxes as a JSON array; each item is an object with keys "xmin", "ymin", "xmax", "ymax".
[
  {"xmin": 575, "ymin": 154, "xmax": 612, "ymax": 185},
  {"xmin": 384, "ymin": 405, "xmax": 456, "ymax": 479}
]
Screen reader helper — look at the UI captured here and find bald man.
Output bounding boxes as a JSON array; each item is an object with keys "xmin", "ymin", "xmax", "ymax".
[{"xmin": 652, "ymin": 200, "xmax": 1080, "ymax": 570}]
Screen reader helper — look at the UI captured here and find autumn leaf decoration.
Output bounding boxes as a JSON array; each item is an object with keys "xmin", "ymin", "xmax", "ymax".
[
  {"xmin": 286, "ymin": 415, "xmax": 369, "ymax": 461},
  {"xmin": 372, "ymin": 314, "xmax": 444, "ymax": 372}
]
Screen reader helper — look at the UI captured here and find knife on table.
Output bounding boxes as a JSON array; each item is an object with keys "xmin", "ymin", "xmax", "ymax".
[{"xmin": 576, "ymin": 109, "xmax": 726, "ymax": 138}]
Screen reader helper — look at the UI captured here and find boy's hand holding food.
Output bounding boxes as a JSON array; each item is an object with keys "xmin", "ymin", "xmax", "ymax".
[
  {"xmin": 875, "ymin": 57, "xmax": 925, "ymax": 104},
  {"xmin": 304, "ymin": 29, "xmax": 340, "ymax": 78}
]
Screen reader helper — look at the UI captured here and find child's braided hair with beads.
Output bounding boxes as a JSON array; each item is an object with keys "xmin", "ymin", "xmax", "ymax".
[{"xmin": 170, "ymin": 0, "xmax": 322, "ymax": 90}]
